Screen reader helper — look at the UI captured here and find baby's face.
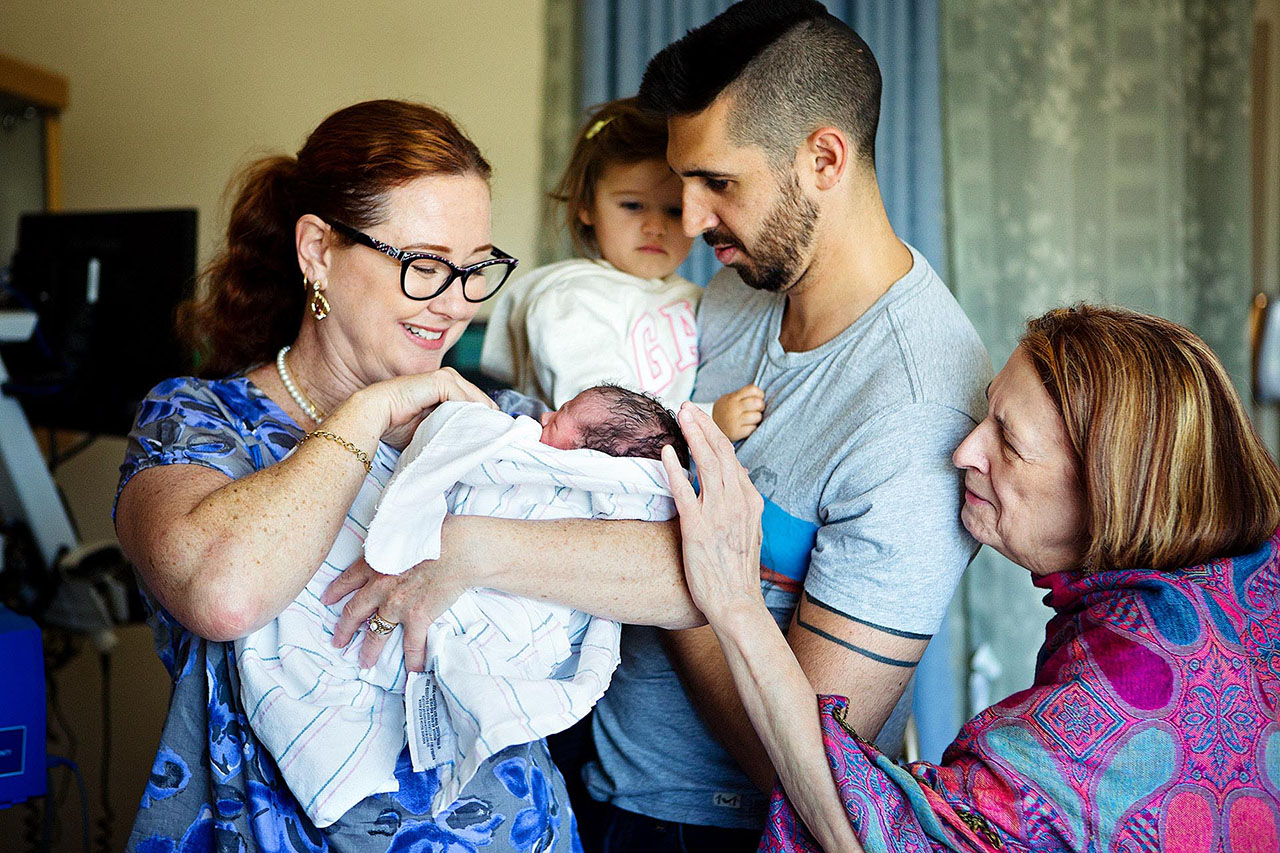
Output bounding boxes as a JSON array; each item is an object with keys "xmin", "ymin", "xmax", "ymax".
[{"xmin": 539, "ymin": 391, "xmax": 606, "ymax": 450}]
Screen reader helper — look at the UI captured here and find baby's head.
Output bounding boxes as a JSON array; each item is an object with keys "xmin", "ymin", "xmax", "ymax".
[
  {"xmin": 554, "ymin": 97, "xmax": 694, "ymax": 280},
  {"xmin": 539, "ymin": 385, "xmax": 690, "ymax": 468}
]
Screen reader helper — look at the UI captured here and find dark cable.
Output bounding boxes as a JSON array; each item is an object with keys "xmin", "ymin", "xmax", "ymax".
[
  {"xmin": 44, "ymin": 640, "xmax": 79, "ymax": 810},
  {"xmin": 0, "ymin": 380, "xmax": 67, "ymax": 396},
  {"xmin": 52, "ymin": 482, "xmax": 82, "ymax": 542},
  {"xmin": 47, "ymin": 755, "xmax": 91, "ymax": 853},
  {"xmin": 94, "ymin": 653, "xmax": 114, "ymax": 853}
]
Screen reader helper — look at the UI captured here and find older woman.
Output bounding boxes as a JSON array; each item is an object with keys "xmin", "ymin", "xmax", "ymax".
[
  {"xmin": 113, "ymin": 100, "xmax": 579, "ymax": 852},
  {"xmin": 662, "ymin": 305, "xmax": 1280, "ymax": 852}
]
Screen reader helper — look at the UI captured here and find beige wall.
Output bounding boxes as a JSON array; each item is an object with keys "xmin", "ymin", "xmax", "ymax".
[
  {"xmin": 0, "ymin": 0, "xmax": 549, "ymax": 269},
  {"xmin": 0, "ymin": 2, "xmax": 548, "ymax": 846}
]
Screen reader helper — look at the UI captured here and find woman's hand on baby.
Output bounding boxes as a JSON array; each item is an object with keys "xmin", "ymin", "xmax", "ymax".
[
  {"xmin": 711, "ymin": 384, "xmax": 765, "ymax": 441},
  {"xmin": 661, "ymin": 403, "xmax": 765, "ymax": 623},
  {"xmin": 322, "ymin": 555, "xmax": 467, "ymax": 671},
  {"xmin": 346, "ymin": 368, "xmax": 497, "ymax": 450}
]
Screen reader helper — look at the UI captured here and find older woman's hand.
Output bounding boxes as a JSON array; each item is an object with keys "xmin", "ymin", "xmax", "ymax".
[
  {"xmin": 661, "ymin": 403, "xmax": 765, "ymax": 622},
  {"xmin": 347, "ymin": 367, "xmax": 497, "ymax": 450},
  {"xmin": 321, "ymin": 553, "xmax": 468, "ymax": 671}
]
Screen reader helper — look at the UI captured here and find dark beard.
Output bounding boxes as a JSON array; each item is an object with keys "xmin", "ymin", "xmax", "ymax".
[{"xmin": 704, "ymin": 171, "xmax": 818, "ymax": 293}]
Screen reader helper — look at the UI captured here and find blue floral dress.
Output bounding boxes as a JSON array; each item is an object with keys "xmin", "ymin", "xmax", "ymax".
[{"xmin": 116, "ymin": 375, "xmax": 580, "ymax": 853}]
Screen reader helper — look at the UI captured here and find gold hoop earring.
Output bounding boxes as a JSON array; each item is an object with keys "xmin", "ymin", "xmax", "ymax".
[{"xmin": 308, "ymin": 277, "xmax": 330, "ymax": 320}]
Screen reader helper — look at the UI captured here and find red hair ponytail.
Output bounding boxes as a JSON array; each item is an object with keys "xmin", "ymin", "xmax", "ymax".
[{"xmin": 179, "ymin": 100, "xmax": 490, "ymax": 376}]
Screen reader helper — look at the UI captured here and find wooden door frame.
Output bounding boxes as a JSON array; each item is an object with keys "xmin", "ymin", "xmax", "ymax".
[{"xmin": 0, "ymin": 53, "xmax": 69, "ymax": 210}]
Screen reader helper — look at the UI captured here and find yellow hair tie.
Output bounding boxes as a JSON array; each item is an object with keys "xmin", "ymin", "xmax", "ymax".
[{"xmin": 584, "ymin": 115, "xmax": 617, "ymax": 140}]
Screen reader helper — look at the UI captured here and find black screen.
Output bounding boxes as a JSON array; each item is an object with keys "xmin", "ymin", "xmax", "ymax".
[{"xmin": 2, "ymin": 209, "xmax": 198, "ymax": 435}]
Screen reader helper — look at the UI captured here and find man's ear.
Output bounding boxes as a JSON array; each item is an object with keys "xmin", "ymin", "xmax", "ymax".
[
  {"xmin": 296, "ymin": 214, "xmax": 332, "ymax": 282},
  {"xmin": 804, "ymin": 126, "xmax": 851, "ymax": 191}
]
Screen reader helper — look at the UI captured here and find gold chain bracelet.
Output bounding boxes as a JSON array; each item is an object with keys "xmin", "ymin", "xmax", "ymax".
[{"xmin": 299, "ymin": 429, "xmax": 373, "ymax": 473}]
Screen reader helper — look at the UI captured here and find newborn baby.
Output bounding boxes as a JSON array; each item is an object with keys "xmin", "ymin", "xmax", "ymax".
[
  {"xmin": 236, "ymin": 386, "xmax": 684, "ymax": 826},
  {"xmin": 539, "ymin": 383, "xmax": 691, "ymax": 465}
]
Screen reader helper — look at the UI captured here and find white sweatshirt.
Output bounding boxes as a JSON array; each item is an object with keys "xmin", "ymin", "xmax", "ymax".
[{"xmin": 481, "ymin": 258, "xmax": 703, "ymax": 410}]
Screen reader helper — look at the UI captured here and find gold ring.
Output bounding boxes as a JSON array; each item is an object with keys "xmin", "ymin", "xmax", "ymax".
[{"xmin": 365, "ymin": 611, "xmax": 398, "ymax": 636}]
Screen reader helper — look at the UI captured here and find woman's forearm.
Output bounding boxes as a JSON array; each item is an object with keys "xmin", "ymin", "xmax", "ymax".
[
  {"xmin": 119, "ymin": 402, "xmax": 383, "ymax": 641},
  {"xmin": 442, "ymin": 515, "xmax": 705, "ymax": 628},
  {"xmin": 710, "ymin": 602, "xmax": 865, "ymax": 853}
]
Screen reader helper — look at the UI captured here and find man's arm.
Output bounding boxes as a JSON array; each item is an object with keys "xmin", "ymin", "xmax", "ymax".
[
  {"xmin": 666, "ymin": 401, "xmax": 978, "ymax": 790},
  {"xmin": 663, "ymin": 591, "xmax": 927, "ymax": 792}
]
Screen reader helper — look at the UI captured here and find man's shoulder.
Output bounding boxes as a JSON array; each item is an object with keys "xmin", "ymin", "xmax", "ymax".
[
  {"xmin": 877, "ymin": 248, "xmax": 977, "ymax": 339},
  {"xmin": 870, "ymin": 250, "xmax": 992, "ymax": 416}
]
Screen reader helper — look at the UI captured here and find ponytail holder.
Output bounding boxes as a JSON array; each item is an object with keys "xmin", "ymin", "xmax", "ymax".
[{"xmin": 585, "ymin": 116, "xmax": 616, "ymax": 140}]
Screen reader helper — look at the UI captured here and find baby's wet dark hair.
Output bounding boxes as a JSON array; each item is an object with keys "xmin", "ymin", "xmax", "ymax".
[
  {"xmin": 578, "ymin": 385, "xmax": 690, "ymax": 468},
  {"xmin": 638, "ymin": 0, "xmax": 881, "ymax": 169}
]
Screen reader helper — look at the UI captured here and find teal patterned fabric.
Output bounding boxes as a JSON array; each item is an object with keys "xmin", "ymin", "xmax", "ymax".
[
  {"xmin": 117, "ymin": 376, "xmax": 580, "ymax": 853},
  {"xmin": 763, "ymin": 534, "xmax": 1280, "ymax": 852}
]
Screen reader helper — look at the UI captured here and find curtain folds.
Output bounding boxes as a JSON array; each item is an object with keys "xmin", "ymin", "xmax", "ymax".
[{"xmin": 942, "ymin": 0, "xmax": 1256, "ymax": 709}]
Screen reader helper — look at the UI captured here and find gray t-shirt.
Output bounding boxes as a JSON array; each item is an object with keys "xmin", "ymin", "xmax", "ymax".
[{"xmin": 585, "ymin": 245, "xmax": 992, "ymax": 829}]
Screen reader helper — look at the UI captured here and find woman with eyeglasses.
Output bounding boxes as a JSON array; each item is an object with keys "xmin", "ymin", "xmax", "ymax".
[{"xmin": 113, "ymin": 100, "xmax": 571, "ymax": 852}]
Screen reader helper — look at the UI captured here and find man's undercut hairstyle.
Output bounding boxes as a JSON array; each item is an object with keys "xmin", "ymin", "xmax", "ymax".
[
  {"xmin": 638, "ymin": 0, "xmax": 882, "ymax": 167},
  {"xmin": 578, "ymin": 385, "xmax": 690, "ymax": 468}
]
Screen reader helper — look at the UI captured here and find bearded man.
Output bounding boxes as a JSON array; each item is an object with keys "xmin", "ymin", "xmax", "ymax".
[{"xmin": 580, "ymin": 2, "xmax": 994, "ymax": 850}]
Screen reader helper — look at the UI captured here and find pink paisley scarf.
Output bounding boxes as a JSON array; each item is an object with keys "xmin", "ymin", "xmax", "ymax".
[{"xmin": 763, "ymin": 532, "xmax": 1280, "ymax": 852}]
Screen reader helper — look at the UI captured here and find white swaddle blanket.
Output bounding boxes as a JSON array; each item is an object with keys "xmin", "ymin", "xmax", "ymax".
[{"xmin": 236, "ymin": 402, "xmax": 676, "ymax": 826}]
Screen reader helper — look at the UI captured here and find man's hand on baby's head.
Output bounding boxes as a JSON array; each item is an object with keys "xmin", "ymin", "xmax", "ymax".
[{"xmin": 712, "ymin": 384, "xmax": 765, "ymax": 441}]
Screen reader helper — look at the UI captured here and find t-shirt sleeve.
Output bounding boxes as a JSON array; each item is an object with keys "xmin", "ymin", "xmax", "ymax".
[
  {"xmin": 524, "ymin": 282, "xmax": 637, "ymax": 408},
  {"xmin": 803, "ymin": 402, "xmax": 980, "ymax": 637},
  {"xmin": 115, "ymin": 377, "xmax": 264, "ymax": 514}
]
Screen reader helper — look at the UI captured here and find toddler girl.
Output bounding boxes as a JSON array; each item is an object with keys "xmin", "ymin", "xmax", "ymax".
[{"xmin": 481, "ymin": 96, "xmax": 763, "ymax": 440}]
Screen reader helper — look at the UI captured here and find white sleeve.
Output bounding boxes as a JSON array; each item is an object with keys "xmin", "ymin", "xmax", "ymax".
[{"xmin": 524, "ymin": 282, "xmax": 639, "ymax": 408}]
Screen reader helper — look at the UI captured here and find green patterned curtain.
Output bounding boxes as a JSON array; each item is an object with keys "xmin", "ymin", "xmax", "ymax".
[{"xmin": 943, "ymin": 0, "xmax": 1255, "ymax": 705}]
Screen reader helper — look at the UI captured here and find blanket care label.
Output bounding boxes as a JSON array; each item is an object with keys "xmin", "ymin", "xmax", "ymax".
[{"xmin": 407, "ymin": 671, "xmax": 458, "ymax": 772}]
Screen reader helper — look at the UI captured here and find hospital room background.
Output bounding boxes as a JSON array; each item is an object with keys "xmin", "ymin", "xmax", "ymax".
[{"xmin": 2, "ymin": 0, "xmax": 1279, "ymax": 848}]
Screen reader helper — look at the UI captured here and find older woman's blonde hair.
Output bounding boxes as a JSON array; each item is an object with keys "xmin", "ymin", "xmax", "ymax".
[{"xmin": 1021, "ymin": 304, "xmax": 1280, "ymax": 573}]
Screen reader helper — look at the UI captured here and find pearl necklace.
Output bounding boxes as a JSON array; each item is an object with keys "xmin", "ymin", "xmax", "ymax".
[{"xmin": 275, "ymin": 345, "xmax": 326, "ymax": 424}]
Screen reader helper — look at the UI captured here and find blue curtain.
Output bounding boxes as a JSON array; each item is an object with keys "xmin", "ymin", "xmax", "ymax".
[
  {"xmin": 578, "ymin": 1, "xmax": 958, "ymax": 761},
  {"xmin": 580, "ymin": 0, "xmax": 738, "ymax": 284}
]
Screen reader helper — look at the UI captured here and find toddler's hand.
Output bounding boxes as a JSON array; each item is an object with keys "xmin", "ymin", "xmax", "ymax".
[{"xmin": 712, "ymin": 384, "xmax": 765, "ymax": 441}]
